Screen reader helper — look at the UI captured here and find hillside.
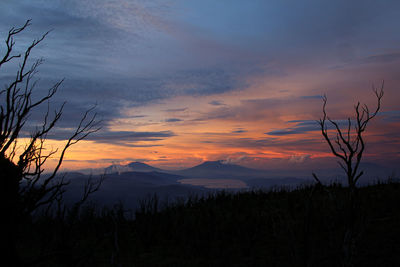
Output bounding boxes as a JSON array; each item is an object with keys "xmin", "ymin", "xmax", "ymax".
[{"xmin": 18, "ymin": 181, "xmax": 400, "ymax": 266}]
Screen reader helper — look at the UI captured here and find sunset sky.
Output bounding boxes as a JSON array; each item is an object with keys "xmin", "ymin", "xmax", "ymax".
[{"xmin": 1, "ymin": 0, "xmax": 399, "ymax": 171}]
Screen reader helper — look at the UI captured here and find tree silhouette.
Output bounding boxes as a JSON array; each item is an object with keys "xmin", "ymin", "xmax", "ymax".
[
  {"xmin": 313, "ymin": 84, "xmax": 384, "ymax": 190},
  {"xmin": 313, "ymin": 84, "xmax": 384, "ymax": 267},
  {"xmin": 0, "ymin": 20, "xmax": 100, "ymax": 265}
]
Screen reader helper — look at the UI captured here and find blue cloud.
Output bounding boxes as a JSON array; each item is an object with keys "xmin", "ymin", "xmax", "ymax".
[
  {"xmin": 266, "ymin": 120, "xmax": 351, "ymax": 136},
  {"xmin": 43, "ymin": 129, "xmax": 176, "ymax": 147},
  {"xmin": 300, "ymin": 95, "xmax": 323, "ymax": 100},
  {"xmin": 232, "ymin": 128, "xmax": 247, "ymax": 134},
  {"xmin": 209, "ymin": 100, "xmax": 225, "ymax": 106},
  {"xmin": 165, "ymin": 118, "xmax": 182, "ymax": 122},
  {"xmin": 379, "ymin": 110, "xmax": 400, "ymax": 122}
]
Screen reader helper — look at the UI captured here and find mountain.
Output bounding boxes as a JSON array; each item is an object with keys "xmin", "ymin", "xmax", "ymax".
[
  {"xmin": 104, "ymin": 162, "xmax": 162, "ymax": 174},
  {"xmin": 175, "ymin": 160, "xmax": 268, "ymax": 180},
  {"xmin": 127, "ymin": 162, "xmax": 163, "ymax": 172}
]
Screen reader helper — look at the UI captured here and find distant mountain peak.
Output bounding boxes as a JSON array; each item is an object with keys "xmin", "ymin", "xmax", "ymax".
[
  {"xmin": 178, "ymin": 160, "xmax": 261, "ymax": 179},
  {"xmin": 105, "ymin": 161, "xmax": 161, "ymax": 174},
  {"xmin": 197, "ymin": 160, "xmax": 232, "ymax": 166},
  {"xmin": 128, "ymin": 161, "xmax": 155, "ymax": 168}
]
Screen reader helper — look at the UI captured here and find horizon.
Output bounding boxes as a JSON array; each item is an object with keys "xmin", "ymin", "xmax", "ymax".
[
  {"xmin": 62, "ymin": 159, "xmax": 396, "ymax": 175},
  {"xmin": 1, "ymin": 1, "xmax": 399, "ymax": 172}
]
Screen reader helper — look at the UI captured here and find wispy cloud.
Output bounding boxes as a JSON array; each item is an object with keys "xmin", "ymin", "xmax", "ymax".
[
  {"xmin": 209, "ymin": 100, "xmax": 225, "ymax": 106},
  {"xmin": 300, "ymin": 95, "xmax": 323, "ymax": 100},
  {"xmin": 232, "ymin": 128, "xmax": 247, "ymax": 134},
  {"xmin": 163, "ymin": 108, "xmax": 187, "ymax": 112},
  {"xmin": 360, "ymin": 53, "xmax": 400, "ymax": 65},
  {"xmin": 43, "ymin": 129, "xmax": 176, "ymax": 147},
  {"xmin": 266, "ymin": 120, "xmax": 352, "ymax": 136},
  {"xmin": 165, "ymin": 118, "xmax": 182, "ymax": 122}
]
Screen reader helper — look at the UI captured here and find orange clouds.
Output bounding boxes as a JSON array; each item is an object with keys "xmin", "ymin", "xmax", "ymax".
[{"xmin": 48, "ymin": 55, "xmax": 400, "ymax": 172}]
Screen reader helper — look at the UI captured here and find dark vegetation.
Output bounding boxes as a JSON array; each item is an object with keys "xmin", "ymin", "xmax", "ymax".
[
  {"xmin": 14, "ymin": 181, "xmax": 400, "ymax": 266},
  {"xmin": 2, "ymin": 21, "xmax": 398, "ymax": 267}
]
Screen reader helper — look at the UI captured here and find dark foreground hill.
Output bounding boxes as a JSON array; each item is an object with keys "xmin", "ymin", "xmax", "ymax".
[{"xmin": 17, "ymin": 181, "xmax": 400, "ymax": 266}]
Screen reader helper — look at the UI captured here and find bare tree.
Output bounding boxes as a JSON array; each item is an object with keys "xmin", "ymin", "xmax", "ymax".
[
  {"xmin": 313, "ymin": 84, "xmax": 384, "ymax": 191},
  {"xmin": 313, "ymin": 84, "xmax": 384, "ymax": 267},
  {"xmin": 0, "ymin": 20, "xmax": 100, "ymax": 264}
]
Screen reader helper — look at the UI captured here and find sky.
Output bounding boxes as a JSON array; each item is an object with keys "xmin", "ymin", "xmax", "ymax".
[{"xmin": 1, "ymin": 0, "xmax": 399, "ymax": 171}]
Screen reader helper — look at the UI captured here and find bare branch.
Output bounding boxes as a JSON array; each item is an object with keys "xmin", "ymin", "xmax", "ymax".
[
  {"xmin": 1, "ymin": 20, "xmax": 101, "ymax": 221},
  {"xmin": 315, "ymin": 83, "xmax": 384, "ymax": 190}
]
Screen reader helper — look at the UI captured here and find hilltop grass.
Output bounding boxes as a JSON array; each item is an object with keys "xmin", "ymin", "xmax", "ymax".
[{"xmin": 17, "ymin": 181, "xmax": 400, "ymax": 266}]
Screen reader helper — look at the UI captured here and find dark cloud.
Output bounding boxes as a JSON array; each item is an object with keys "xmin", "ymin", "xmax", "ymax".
[
  {"xmin": 232, "ymin": 128, "xmax": 247, "ymax": 134},
  {"xmin": 360, "ymin": 53, "xmax": 400, "ymax": 64},
  {"xmin": 86, "ymin": 130, "xmax": 175, "ymax": 141},
  {"xmin": 1, "ymin": 3, "xmax": 253, "ymax": 132},
  {"xmin": 3, "ymin": 0, "xmax": 398, "ymax": 131},
  {"xmin": 301, "ymin": 95, "xmax": 323, "ymax": 100},
  {"xmin": 165, "ymin": 68, "xmax": 247, "ymax": 96},
  {"xmin": 266, "ymin": 119, "xmax": 352, "ymax": 136},
  {"xmin": 163, "ymin": 108, "xmax": 187, "ymax": 112},
  {"xmin": 266, "ymin": 130, "xmax": 302, "ymax": 136},
  {"xmin": 130, "ymin": 115, "xmax": 148, "ymax": 118},
  {"xmin": 1, "ymin": 0, "xmax": 399, "ymax": 170},
  {"xmin": 165, "ymin": 118, "xmax": 182, "ymax": 122},
  {"xmin": 40, "ymin": 129, "xmax": 176, "ymax": 147},
  {"xmin": 209, "ymin": 100, "xmax": 225, "ymax": 106},
  {"xmin": 379, "ymin": 110, "xmax": 400, "ymax": 122}
]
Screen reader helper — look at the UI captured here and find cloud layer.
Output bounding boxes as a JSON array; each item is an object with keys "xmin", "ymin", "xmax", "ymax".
[{"xmin": 1, "ymin": 0, "xmax": 399, "ymax": 170}]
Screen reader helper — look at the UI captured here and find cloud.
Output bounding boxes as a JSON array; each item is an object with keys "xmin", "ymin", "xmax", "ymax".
[
  {"xmin": 163, "ymin": 68, "xmax": 247, "ymax": 96},
  {"xmin": 360, "ymin": 53, "xmax": 400, "ymax": 64},
  {"xmin": 163, "ymin": 108, "xmax": 187, "ymax": 112},
  {"xmin": 266, "ymin": 130, "xmax": 302, "ymax": 136},
  {"xmin": 289, "ymin": 154, "xmax": 311, "ymax": 164},
  {"xmin": 130, "ymin": 115, "xmax": 148, "ymax": 118},
  {"xmin": 379, "ymin": 110, "xmax": 400, "ymax": 122},
  {"xmin": 2, "ymin": 0, "xmax": 400, "ymax": 172},
  {"xmin": 266, "ymin": 120, "xmax": 351, "ymax": 136},
  {"xmin": 215, "ymin": 137, "xmax": 321, "ymax": 151},
  {"xmin": 301, "ymin": 95, "xmax": 323, "ymax": 100},
  {"xmin": 42, "ymin": 129, "xmax": 176, "ymax": 147},
  {"xmin": 193, "ymin": 96, "xmax": 322, "ymax": 123},
  {"xmin": 231, "ymin": 128, "xmax": 247, "ymax": 134},
  {"xmin": 209, "ymin": 100, "xmax": 225, "ymax": 106},
  {"xmin": 165, "ymin": 118, "xmax": 182, "ymax": 122},
  {"xmin": 221, "ymin": 154, "xmax": 249, "ymax": 165},
  {"xmin": 192, "ymin": 98, "xmax": 283, "ymax": 122}
]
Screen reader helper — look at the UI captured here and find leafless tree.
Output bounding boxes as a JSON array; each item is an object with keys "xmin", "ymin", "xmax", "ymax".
[
  {"xmin": 313, "ymin": 84, "xmax": 384, "ymax": 267},
  {"xmin": 0, "ymin": 20, "xmax": 100, "ymax": 264},
  {"xmin": 313, "ymin": 84, "xmax": 384, "ymax": 191}
]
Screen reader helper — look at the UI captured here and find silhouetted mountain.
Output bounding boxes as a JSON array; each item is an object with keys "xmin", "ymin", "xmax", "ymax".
[
  {"xmin": 175, "ymin": 160, "xmax": 268, "ymax": 179},
  {"xmin": 104, "ymin": 161, "xmax": 162, "ymax": 174},
  {"xmin": 128, "ymin": 162, "xmax": 163, "ymax": 172}
]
